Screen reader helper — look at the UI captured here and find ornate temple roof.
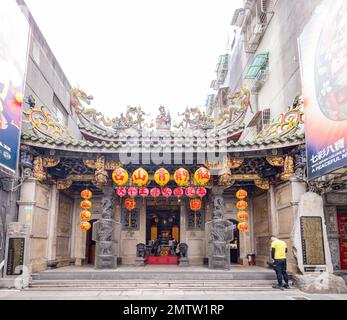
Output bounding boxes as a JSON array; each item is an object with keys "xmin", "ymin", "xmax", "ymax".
[{"xmin": 21, "ymin": 89, "xmax": 305, "ymax": 155}]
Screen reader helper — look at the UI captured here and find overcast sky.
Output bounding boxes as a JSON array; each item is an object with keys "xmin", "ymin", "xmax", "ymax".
[{"xmin": 25, "ymin": 0, "xmax": 242, "ymax": 119}]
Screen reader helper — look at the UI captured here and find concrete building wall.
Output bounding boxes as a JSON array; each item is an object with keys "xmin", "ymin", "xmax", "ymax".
[{"xmin": 256, "ymin": 0, "xmax": 323, "ymax": 115}]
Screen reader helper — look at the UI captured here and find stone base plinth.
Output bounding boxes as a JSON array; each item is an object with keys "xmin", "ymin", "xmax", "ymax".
[{"xmin": 294, "ymin": 273, "xmax": 347, "ymax": 294}]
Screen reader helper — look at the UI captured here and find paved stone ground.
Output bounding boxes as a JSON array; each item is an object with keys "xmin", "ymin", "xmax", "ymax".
[{"xmin": 0, "ymin": 288, "xmax": 347, "ymax": 300}]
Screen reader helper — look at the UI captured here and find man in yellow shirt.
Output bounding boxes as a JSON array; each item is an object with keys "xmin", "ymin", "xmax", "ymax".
[{"xmin": 270, "ymin": 236, "xmax": 289, "ymax": 290}]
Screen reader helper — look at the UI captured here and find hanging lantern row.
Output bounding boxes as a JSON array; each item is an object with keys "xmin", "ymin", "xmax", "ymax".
[
  {"xmin": 79, "ymin": 189, "xmax": 93, "ymax": 232},
  {"xmin": 112, "ymin": 167, "xmax": 211, "ymax": 187},
  {"xmin": 115, "ymin": 186, "xmax": 207, "ymax": 199},
  {"xmin": 236, "ymin": 189, "xmax": 249, "ymax": 233}
]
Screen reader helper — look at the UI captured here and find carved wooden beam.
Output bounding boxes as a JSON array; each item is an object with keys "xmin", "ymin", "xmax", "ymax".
[
  {"xmin": 254, "ymin": 179, "xmax": 270, "ymax": 190},
  {"xmin": 266, "ymin": 156, "xmax": 284, "ymax": 167},
  {"xmin": 43, "ymin": 156, "xmax": 60, "ymax": 168},
  {"xmin": 33, "ymin": 156, "xmax": 47, "ymax": 181}
]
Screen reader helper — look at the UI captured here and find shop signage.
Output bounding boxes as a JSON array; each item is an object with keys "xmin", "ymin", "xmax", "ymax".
[{"xmin": 299, "ymin": 0, "xmax": 347, "ymax": 179}]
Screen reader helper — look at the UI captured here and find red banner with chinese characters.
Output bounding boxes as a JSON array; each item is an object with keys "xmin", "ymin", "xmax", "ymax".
[{"xmin": 298, "ymin": 0, "xmax": 347, "ymax": 180}]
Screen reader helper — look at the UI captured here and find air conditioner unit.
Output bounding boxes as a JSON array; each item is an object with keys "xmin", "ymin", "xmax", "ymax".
[{"xmin": 254, "ymin": 23, "xmax": 264, "ymax": 34}]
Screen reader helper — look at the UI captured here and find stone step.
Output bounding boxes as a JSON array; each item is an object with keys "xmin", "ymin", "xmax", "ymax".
[
  {"xmin": 31, "ymin": 271, "xmax": 278, "ymax": 281},
  {"xmin": 29, "ymin": 279, "xmax": 280, "ymax": 290}
]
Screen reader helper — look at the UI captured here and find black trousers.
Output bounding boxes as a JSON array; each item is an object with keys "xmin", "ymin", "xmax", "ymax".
[{"xmin": 274, "ymin": 259, "xmax": 289, "ymax": 285}]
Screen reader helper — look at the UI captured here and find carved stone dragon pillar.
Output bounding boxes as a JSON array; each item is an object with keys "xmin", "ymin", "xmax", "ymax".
[
  {"xmin": 92, "ymin": 187, "xmax": 121, "ymax": 269},
  {"xmin": 206, "ymin": 187, "xmax": 233, "ymax": 269}
]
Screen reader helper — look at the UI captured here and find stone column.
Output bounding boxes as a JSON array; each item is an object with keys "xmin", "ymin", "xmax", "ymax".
[
  {"xmin": 268, "ymin": 185, "xmax": 279, "ymax": 236},
  {"xmin": 207, "ymin": 187, "xmax": 233, "ymax": 269},
  {"xmin": 92, "ymin": 187, "xmax": 120, "ymax": 269},
  {"xmin": 46, "ymin": 184, "xmax": 59, "ymax": 268}
]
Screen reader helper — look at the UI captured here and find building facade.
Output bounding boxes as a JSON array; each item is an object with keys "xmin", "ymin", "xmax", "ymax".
[{"xmin": 1, "ymin": 0, "xmax": 346, "ymax": 288}]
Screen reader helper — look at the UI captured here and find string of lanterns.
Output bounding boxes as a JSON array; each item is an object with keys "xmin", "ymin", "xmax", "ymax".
[
  {"xmin": 80, "ymin": 188, "xmax": 93, "ymax": 232},
  {"xmin": 112, "ymin": 166, "xmax": 211, "ymax": 201},
  {"xmin": 236, "ymin": 189, "xmax": 249, "ymax": 233}
]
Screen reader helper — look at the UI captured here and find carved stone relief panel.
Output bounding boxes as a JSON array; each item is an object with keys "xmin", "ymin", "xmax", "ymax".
[
  {"xmin": 32, "ymin": 207, "xmax": 49, "ymax": 238},
  {"xmin": 35, "ymin": 184, "xmax": 50, "ymax": 209},
  {"xmin": 275, "ymin": 183, "xmax": 292, "ymax": 209},
  {"xmin": 56, "ymin": 193, "xmax": 73, "ymax": 261},
  {"xmin": 326, "ymin": 193, "xmax": 347, "ymax": 205},
  {"xmin": 324, "ymin": 206, "xmax": 338, "ymax": 234},
  {"xmin": 253, "ymin": 195, "xmax": 270, "ymax": 236},
  {"xmin": 328, "ymin": 238, "xmax": 341, "ymax": 270}
]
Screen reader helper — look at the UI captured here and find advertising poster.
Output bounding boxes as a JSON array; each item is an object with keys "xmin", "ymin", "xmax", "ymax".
[
  {"xmin": 298, "ymin": 0, "xmax": 347, "ymax": 180},
  {"xmin": 0, "ymin": 0, "xmax": 29, "ymax": 174}
]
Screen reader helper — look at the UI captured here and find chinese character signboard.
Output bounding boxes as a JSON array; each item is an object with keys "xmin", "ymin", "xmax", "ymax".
[
  {"xmin": 0, "ymin": 1, "xmax": 29, "ymax": 174},
  {"xmin": 298, "ymin": 0, "xmax": 347, "ymax": 180}
]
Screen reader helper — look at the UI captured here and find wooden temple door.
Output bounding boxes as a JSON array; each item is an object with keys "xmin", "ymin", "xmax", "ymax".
[
  {"xmin": 85, "ymin": 220, "xmax": 97, "ymax": 265},
  {"xmin": 338, "ymin": 213, "xmax": 347, "ymax": 269}
]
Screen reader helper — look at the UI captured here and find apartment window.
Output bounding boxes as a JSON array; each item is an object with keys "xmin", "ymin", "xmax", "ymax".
[
  {"xmin": 53, "ymin": 94, "xmax": 67, "ymax": 126},
  {"xmin": 245, "ymin": 52, "xmax": 269, "ymax": 79},
  {"xmin": 256, "ymin": 108, "xmax": 271, "ymax": 134}
]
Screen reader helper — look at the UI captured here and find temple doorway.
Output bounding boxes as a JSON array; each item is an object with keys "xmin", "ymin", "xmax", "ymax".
[
  {"xmin": 146, "ymin": 205, "xmax": 180, "ymax": 264},
  {"xmin": 228, "ymin": 219, "xmax": 240, "ymax": 264},
  {"xmin": 85, "ymin": 219, "xmax": 97, "ymax": 265}
]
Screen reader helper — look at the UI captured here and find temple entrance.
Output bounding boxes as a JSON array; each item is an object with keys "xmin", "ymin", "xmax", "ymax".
[
  {"xmin": 228, "ymin": 219, "xmax": 240, "ymax": 264},
  {"xmin": 85, "ymin": 219, "xmax": 97, "ymax": 265},
  {"xmin": 146, "ymin": 205, "xmax": 180, "ymax": 264}
]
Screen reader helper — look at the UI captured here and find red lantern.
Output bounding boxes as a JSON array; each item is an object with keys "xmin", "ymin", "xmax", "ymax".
[
  {"xmin": 116, "ymin": 187, "xmax": 127, "ymax": 198},
  {"xmin": 124, "ymin": 198, "xmax": 136, "ymax": 210},
  {"xmin": 150, "ymin": 187, "xmax": 161, "ymax": 198},
  {"xmin": 128, "ymin": 187, "xmax": 138, "ymax": 197},
  {"xmin": 237, "ymin": 211, "xmax": 249, "ymax": 221},
  {"xmin": 173, "ymin": 187, "xmax": 184, "ymax": 199},
  {"xmin": 162, "ymin": 187, "xmax": 172, "ymax": 198},
  {"xmin": 139, "ymin": 186, "xmax": 149, "ymax": 198},
  {"xmin": 81, "ymin": 189, "xmax": 92, "ymax": 200},
  {"xmin": 80, "ymin": 200, "xmax": 92, "ymax": 210},
  {"xmin": 236, "ymin": 189, "xmax": 248, "ymax": 200},
  {"xmin": 190, "ymin": 198, "xmax": 202, "ymax": 211},
  {"xmin": 196, "ymin": 187, "xmax": 207, "ymax": 198},
  {"xmin": 80, "ymin": 210, "xmax": 92, "ymax": 221},
  {"xmin": 185, "ymin": 187, "xmax": 196, "ymax": 198},
  {"xmin": 236, "ymin": 200, "xmax": 248, "ymax": 211},
  {"xmin": 80, "ymin": 221, "xmax": 91, "ymax": 232},
  {"xmin": 237, "ymin": 222, "xmax": 249, "ymax": 232}
]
